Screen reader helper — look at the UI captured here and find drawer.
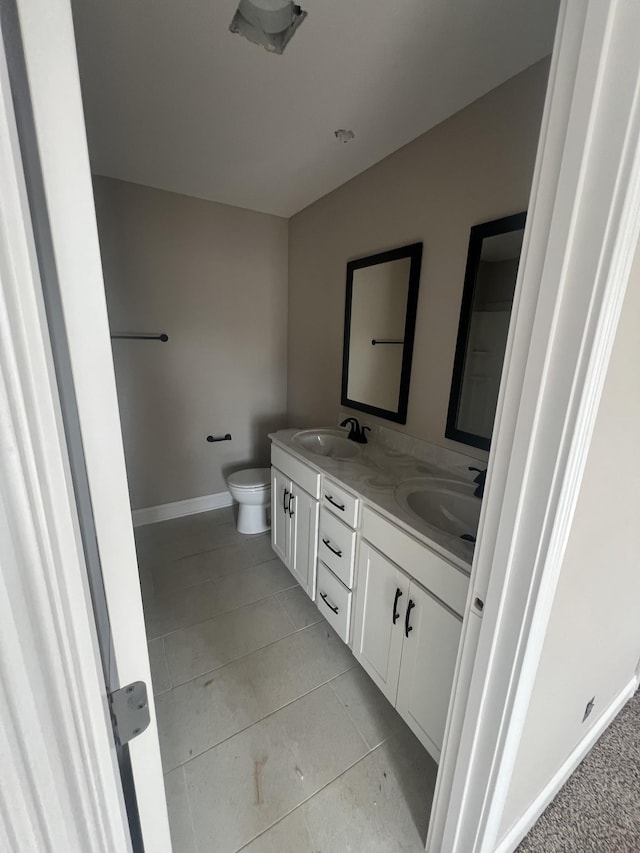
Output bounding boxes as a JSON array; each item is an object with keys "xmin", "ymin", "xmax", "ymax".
[
  {"xmin": 318, "ymin": 509, "xmax": 356, "ymax": 589},
  {"xmin": 316, "ymin": 561, "xmax": 352, "ymax": 643},
  {"xmin": 322, "ymin": 477, "xmax": 359, "ymax": 527},
  {"xmin": 361, "ymin": 506, "xmax": 469, "ymax": 616},
  {"xmin": 271, "ymin": 443, "xmax": 320, "ymax": 499}
]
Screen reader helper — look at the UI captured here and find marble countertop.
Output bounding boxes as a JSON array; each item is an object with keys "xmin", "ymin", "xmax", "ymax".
[{"xmin": 269, "ymin": 428, "xmax": 477, "ymax": 573}]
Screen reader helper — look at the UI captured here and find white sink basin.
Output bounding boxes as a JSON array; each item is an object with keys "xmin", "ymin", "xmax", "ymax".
[
  {"xmin": 292, "ymin": 429, "xmax": 361, "ymax": 460},
  {"xmin": 395, "ymin": 479, "xmax": 481, "ymax": 540}
]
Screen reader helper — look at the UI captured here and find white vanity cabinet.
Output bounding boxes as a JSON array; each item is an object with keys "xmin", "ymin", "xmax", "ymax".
[
  {"xmin": 395, "ymin": 580, "xmax": 463, "ymax": 760},
  {"xmin": 315, "ymin": 476, "xmax": 359, "ymax": 641},
  {"xmin": 353, "ymin": 508, "xmax": 465, "ymax": 762},
  {"xmin": 270, "ymin": 438, "xmax": 469, "ymax": 763},
  {"xmin": 271, "ymin": 446, "xmax": 320, "ymax": 600},
  {"xmin": 353, "ymin": 543, "xmax": 409, "ymax": 703}
]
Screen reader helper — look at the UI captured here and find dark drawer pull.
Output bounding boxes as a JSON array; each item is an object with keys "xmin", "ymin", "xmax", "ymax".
[
  {"xmin": 405, "ymin": 599, "xmax": 415, "ymax": 638},
  {"xmin": 322, "ymin": 538, "xmax": 342, "ymax": 558},
  {"xmin": 283, "ymin": 488, "xmax": 289, "ymax": 513},
  {"xmin": 325, "ymin": 495, "xmax": 345, "ymax": 512},
  {"xmin": 319, "ymin": 592, "xmax": 339, "ymax": 614},
  {"xmin": 392, "ymin": 587, "xmax": 403, "ymax": 624},
  {"xmin": 288, "ymin": 493, "xmax": 295, "ymax": 518}
]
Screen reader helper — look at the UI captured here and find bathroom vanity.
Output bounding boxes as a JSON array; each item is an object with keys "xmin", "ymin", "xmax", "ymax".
[{"xmin": 270, "ymin": 426, "xmax": 481, "ymax": 763}]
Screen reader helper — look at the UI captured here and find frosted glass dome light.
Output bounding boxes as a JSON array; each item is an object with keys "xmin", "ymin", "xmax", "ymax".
[{"xmin": 230, "ymin": 0, "xmax": 307, "ymax": 54}]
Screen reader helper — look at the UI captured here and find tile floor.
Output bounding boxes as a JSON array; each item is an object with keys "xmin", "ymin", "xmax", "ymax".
[{"xmin": 136, "ymin": 507, "xmax": 438, "ymax": 852}]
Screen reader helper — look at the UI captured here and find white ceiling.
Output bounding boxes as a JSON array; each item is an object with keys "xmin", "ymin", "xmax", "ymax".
[{"xmin": 71, "ymin": 0, "xmax": 559, "ymax": 218}]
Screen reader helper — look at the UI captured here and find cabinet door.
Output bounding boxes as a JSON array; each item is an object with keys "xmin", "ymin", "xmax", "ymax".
[
  {"xmin": 271, "ymin": 467, "xmax": 289, "ymax": 565},
  {"xmin": 396, "ymin": 582, "xmax": 462, "ymax": 761},
  {"xmin": 288, "ymin": 485, "xmax": 319, "ymax": 600},
  {"xmin": 352, "ymin": 543, "xmax": 408, "ymax": 704}
]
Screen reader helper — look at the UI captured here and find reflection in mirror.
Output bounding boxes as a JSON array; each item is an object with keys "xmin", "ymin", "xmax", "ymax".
[
  {"xmin": 341, "ymin": 244, "xmax": 422, "ymax": 424},
  {"xmin": 446, "ymin": 213, "xmax": 526, "ymax": 450}
]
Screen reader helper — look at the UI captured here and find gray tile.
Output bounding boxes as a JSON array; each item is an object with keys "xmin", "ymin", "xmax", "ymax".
[
  {"xmin": 156, "ymin": 622, "xmax": 355, "ymax": 771},
  {"xmin": 151, "ymin": 541, "xmax": 247, "ymax": 595},
  {"xmin": 239, "ymin": 808, "xmax": 312, "ymax": 852},
  {"xmin": 302, "ymin": 729, "xmax": 435, "ymax": 853},
  {"xmin": 166, "ymin": 506, "xmax": 235, "ymax": 531},
  {"xmin": 145, "ymin": 557, "xmax": 297, "ymax": 640},
  {"xmin": 144, "ymin": 581, "xmax": 217, "ymax": 640},
  {"xmin": 164, "ymin": 767, "xmax": 196, "ymax": 853},
  {"xmin": 245, "ymin": 728, "xmax": 436, "ymax": 853},
  {"xmin": 331, "ymin": 666, "xmax": 404, "ymax": 749},
  {"xmin": 137, "ymin": 520, "xmax": 243, "ymax": 570},
  {"xmin": 211, "ymin": 558, "xmax": 296, "ymax": 612},
  {"xmin": 148, "ymin": 638, "xmax": 171, "ymax": 694},
  {"xmin": 138, "ymin": 507, "xmax": 234, "ymax": 547},
  {"xmin": 186, "ymin": 684, "xmax": 368, "ymax": 853},
  {"xmin": 277, "ymin": 586, "xmax": 322, "ymax": 629},
  {"xmin": 164, "ymin": 596, "xmax": 295, "ymax": 684},
  {"xmin": 242, "ymin": 532, "xmax": 276, "ymax": 566}
]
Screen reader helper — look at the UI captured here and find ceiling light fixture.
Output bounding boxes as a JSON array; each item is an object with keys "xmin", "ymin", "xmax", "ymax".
[{"xmin": 229, "ymin": 0, "xmax": 307, "ymax": 55}]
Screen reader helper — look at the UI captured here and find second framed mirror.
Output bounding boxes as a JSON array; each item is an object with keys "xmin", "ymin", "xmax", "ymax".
[{"xmin": 446, "ymin": 212, "xmax": 526, "ymax": 450}]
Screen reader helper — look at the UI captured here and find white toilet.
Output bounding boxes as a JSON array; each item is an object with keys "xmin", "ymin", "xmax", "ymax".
[{"xmin": 226, "ymin": 468, "xmax": 271, "ymax": 535}]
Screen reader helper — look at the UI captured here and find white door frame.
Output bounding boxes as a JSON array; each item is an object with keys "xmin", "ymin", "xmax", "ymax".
[
  {"xmin": 2, "ymin": 0, "xmax": 640, "ymax": 851},
  {"xmin": 428, "ymin": 2, "xmax": 640, "ymax": 851},
  {"xmin": 0, "ymin": 0, "xmax": 171, "ymax": 850}
]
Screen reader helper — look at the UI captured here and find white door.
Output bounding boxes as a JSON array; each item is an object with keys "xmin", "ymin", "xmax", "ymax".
[
  {"xmin": 396, "ymin": 582, "xmax": 462, "ymax": 761},
  {"xmin": 271, "ymin": 467, "xmax": 289, "ymax": 564},
  {"xmin": 288, "ymin": 484, "xmax": 319, "ymax": 598},
  {"xmin": 1, "ymin": 3, "xmax": 171, "ymax": 850},
  {"xmin": 353, "ymin": 543, "xmax": 408, "ymax": 704}
]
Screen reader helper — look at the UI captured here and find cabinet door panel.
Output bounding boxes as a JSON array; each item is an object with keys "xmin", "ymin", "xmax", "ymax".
[
  {"xmin": 271, "ymin": 467, "xmax": 289, "ymax": 565},
  {"xmin": 396, "ymin": 582, "xmax": 462, "ymax": 761},
  {"xmin": 352, "ymin": 543, "xmax": 408, "ymax": 704},
  {"xmin": 288, "ymin": 485, "xmax": 319, "ymax": 600}
]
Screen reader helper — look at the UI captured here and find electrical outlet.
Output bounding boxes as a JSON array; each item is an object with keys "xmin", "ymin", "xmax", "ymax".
[{"xmin": 582, "ymin": 696, "xmax": 595, "ymax": 722}]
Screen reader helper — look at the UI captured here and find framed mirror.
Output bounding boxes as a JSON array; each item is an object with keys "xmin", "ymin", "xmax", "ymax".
[
  {"xmin": 446, "ymin": 212, "xmax": 526, "ymax": 450},
  {"xmin": 341, "ymin": 243, "xmax": 422, "ymax": 424}
]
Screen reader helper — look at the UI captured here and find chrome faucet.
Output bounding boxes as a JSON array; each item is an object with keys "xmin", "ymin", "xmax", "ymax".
[
  {"xmin": 469, "ymin": 467, "xmax": 487, "ymax": 499},
  {"xmin": 340, "ymin": 417, "xmax": 371, "ymax": 444}
]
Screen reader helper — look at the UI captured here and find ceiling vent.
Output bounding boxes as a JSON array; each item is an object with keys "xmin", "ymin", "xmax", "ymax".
[{"xmin": 229, "ymin": 0, "xmax": 307, "ymax": 55}]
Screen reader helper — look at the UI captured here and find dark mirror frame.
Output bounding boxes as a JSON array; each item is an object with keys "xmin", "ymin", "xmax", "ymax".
[
  {"xmin": 341, "ymin": 242, "xmax": 423, "ymax": 425},
  {"xmin": 446, "ymin": 212, "xmax": 526, "ymax": 451}
]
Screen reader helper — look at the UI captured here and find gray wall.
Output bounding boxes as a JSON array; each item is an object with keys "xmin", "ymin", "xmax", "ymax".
[
  {"xmin": 94, "ymin": 177, "xmax": 288, "ymax": 510},
  {"xmin": 498, "ymin": 246, "xmax": 640, "ymax": 840},
  {"xmin": 287, "ymin": 60, "xmax": 549, "ymax": 460}
]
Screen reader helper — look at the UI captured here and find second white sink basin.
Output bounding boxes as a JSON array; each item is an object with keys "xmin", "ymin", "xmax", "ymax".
[
  {"xmin": 395, "ymin": 479, "xmax": 481, "ymax": 540},
  {"xmin": 293, "ymin": 429, "xmax": 361, "ymax": 460}
]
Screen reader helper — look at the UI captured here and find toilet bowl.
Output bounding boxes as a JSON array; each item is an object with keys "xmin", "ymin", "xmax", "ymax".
[{"xmin": 226, "ymin": 468, "xmax": 271, "ymax": 535}]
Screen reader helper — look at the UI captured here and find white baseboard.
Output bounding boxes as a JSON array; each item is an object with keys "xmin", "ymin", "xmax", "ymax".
[
  {"xmin": 495, "ymin": 675, "xmax": 639, "ymax": 853},
  {"xmin": 132, "ymin": 490, "xmax": 233, "ymax": 527}
]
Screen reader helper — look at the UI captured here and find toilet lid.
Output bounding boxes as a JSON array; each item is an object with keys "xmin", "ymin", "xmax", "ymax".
[{"xmin": 227, "ymin": 467, "xmax": 271, "ymax": 490}]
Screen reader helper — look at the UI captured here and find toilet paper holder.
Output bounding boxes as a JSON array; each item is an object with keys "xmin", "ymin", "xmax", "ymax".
[{"xmin": 207, "ymin": 433, "xmax": 232, "ymax": 442}]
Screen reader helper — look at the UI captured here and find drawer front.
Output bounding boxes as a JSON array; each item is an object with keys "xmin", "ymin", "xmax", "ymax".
[
  {"xmin": 322, "ymin": 477, "xmax": 359, "ymax": 527},
  {"xmin": 316, "ymin": 562, "xmax": 352, "ymax": 643},
  {"xmin": 271, "ymin": 443, "xmax": 320, "ymax": 499},
  {"xmin": 318, "ymin": 509, "xmax": 356, "ymax": 589},
  {"xmin": 361, "ymin": 507, "xmax": 469, "ymax": 616}
]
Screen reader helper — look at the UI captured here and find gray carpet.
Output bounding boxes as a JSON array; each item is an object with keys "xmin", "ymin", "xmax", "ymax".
[{"xmin": 518, "ymin": 690, "xmax": 640, "ymax": 852}]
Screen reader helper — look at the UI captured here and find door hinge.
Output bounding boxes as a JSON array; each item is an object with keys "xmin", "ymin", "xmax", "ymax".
[{"xmin": 109, "ymin": 681, "xmax": 150, "ymax": 746}]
